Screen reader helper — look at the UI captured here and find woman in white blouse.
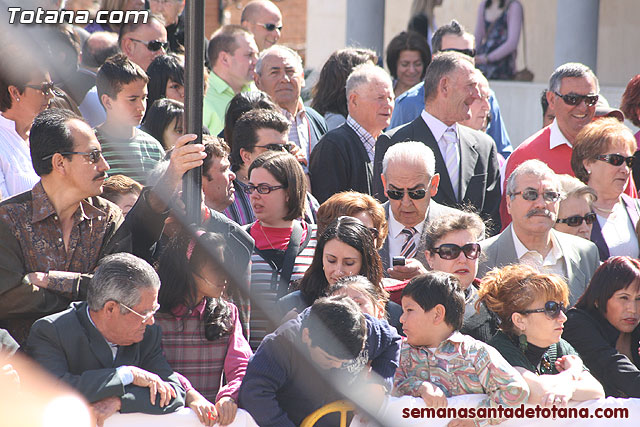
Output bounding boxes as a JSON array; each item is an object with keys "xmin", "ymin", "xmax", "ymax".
[
  {"xmin": 571, "ymin": 117, "xmax": 639, "ymax": 260},
  {"xmin": 0, "ymin": 49, "xmax": 53, "ymax": 199}
]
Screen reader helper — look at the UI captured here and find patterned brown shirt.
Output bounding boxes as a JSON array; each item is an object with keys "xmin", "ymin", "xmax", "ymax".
[{"xmin": 0, "ymin": 181, "xmax": 127, "ymax": 342}]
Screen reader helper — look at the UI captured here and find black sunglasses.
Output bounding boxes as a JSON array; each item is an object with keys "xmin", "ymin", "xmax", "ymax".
[
  {"xmin": 510, "ymin": 188, "xmax": 562, "ymax": 203},
  {"xmin": 130, "ymin": 38, "xmax": 168, "ymax": 52},
  {"xmin": 595, "ymin": 154, "xmax": 634, "ymax": 168},
  {"xmin": 430, "ymin": 243, "xmax": 481, "ymax": 260},
  {"xmin": 441, "ymin": 47, "xmax": 476, "ymax": 58},
  {"xmin": 519, "ymin": 301, "xmax": 567, "ymax": 319},
  {"xmin": 257, "ymin": 22, "xmax": 283, "ymax": 32},
  {"xmin": 25, "ymin": 81, "xmax": 55, "ymax": 96},
  {"xmin": 243, "ymin": 183, "xmax": 286, "ymax": 194},
  {"xmin": 556, "ymin": 212, "xmax": 596, "ymax": 227},
  {"xmin": 387, "ymin": 188, "xmax": 427, "ymax": 200},
  {"xmin": 41, "ymin": 149, "xmax": 104, "ymax": 164},
  {"xmin": 553, "ymin": 91, "xmax": 599, "ymax": 107},
  {"xmin": 255, "ymin": 143, "xmax": 293, "ymax": 153}
]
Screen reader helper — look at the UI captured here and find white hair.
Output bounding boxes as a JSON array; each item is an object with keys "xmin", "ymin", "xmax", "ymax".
[
  {"xmin": 255, "ymin": 44, "xmax": 303, "ymax": 75},
  {"xmin": 382, "ymin": 141, "xmax": 435, "ymax": 177},
  {"xmin": 345, "ymin": 63, "xmax": 393, "ymax": 99},
  {"xmin": 505, "ymin": 159, "xmax": 560, "ymax": 196}
]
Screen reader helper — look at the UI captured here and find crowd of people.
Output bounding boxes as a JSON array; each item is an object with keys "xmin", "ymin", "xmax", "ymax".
[{"xmin": 2, "ymin": 1, "xmax": 640, "ymax": 426}]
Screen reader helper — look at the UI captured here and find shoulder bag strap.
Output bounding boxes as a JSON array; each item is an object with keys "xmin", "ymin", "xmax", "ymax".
[{"xmin": 276, "ymin": 221, "xmax": 304, "ymax": 298}]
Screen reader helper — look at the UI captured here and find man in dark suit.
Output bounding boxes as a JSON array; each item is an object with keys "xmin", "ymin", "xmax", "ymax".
[
  {"xmin": 375, "ymin": 51, "xmax": 501, "ymax": 234},
  {"xmin": 378, "ymin": 141, "xmax": 460, "ymax": 280},
  {"xmin": 310, "ymin": 63, "xmax": 394, "ymax": 203},
  {"xmin": 26, "ymin": 253, "xmax": 185, "ymax": 425},
  {"xmin": 478, "ymin": 160, "xmax": 600, "ymax": 306}
]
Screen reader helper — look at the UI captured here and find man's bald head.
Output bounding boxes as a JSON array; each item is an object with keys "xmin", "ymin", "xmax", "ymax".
[
  {"xmin": 241, "ymin": 0, "xmax": 282, "ymax": 51},
  {"xmin": 81, "ymin": 31, "xmax": 119, "ymax": 71}
]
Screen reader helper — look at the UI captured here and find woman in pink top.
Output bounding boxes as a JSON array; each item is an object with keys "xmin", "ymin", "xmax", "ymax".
[{"xmin": 156, "ymin": 230, "xmax": 252, "ymax": 426}]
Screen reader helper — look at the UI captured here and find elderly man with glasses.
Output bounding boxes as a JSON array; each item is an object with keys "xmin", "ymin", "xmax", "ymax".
[
  {"xmin": 478, "ymin": 159, "xmax": 600, "ymax": 306},
  {"xmin": 378, "ymin": 141, "xmax": 460, "ymax": 281},
  {"xmin": 26, "ymin": 252, "xmax": 185, "ymax": 426},
  {"xmin": 119, "ymin": 16, "xmax": 168, "ymax": 71}
]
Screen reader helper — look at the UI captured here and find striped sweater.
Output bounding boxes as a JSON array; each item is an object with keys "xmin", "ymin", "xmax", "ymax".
[{"xmin": 246, "ymin": 222, "xmax": 317, "ymax": 350}]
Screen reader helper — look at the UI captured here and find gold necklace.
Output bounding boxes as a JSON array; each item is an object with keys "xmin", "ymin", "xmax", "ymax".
[{"xmin": 258, "ymin": 221, "xmax": 277, "ymax": 250}]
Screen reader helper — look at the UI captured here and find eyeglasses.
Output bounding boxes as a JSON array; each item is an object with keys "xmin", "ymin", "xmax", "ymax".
[
  {"xmin": 519, "ymin": 301, "xmax": 566, "ymax": 319},
  {"xmin": 430, "ymin": 243, "xmax": 481, "ymax": 260},
  {"xmin": 41, "ymin": 149, "xmax": 104, "ymax": 164},
  {"xmin": 386, "ymin": 188, "xmax": 427, "ymax": 200},
  {"xmin": 595, "ymin": 154, "xmax": 635, "ymax": 168},
  {"xmin": 553, "ymin": 91, "xmax": 599, "ymax": 107},
  {"xmin": 256, "ymin": 22, "xmax": 283, "ymax": 32},
  {"xmin": 441, "ymin": 48, "xmax": 476, "ymax": 58},
  {"xmin": 510, "ymin": 189, "xmax": 562, "ymax": 203},
  {"xmin": 243, "ymin": 183, "xmax": 286, "ymax": 194},
  {"xmin": 556, "ymin": 212, "xmax": 597, "ymax": 227},
  {"xmin": 119, "ymin": 301, "xmax": 160, "ymax": 323},
  {"xmin": 129, "ymin": 38, "xmax": 168, "ymax": 52},
  {"xmin": 25, "ymin": 81, "xmax": 55, "ymax": 96},
  {"xmin": 254, "ymin": 143, "xmax": 293, "ymax": 153}
]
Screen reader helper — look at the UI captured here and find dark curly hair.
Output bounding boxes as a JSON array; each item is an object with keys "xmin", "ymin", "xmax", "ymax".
[
  {"xmin": 297, "ymin": 216, "xmax": 384, "ymax": 306},
  {"xmin": 310, "ymin": 47, "xmax": 378, "ymax": 117},
  {"xmin": 156, "ymin": 230, "xmax": 233, "ymax": 341}
]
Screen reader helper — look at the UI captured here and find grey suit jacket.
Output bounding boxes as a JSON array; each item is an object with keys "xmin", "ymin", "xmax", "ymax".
[
  {"xmin": 477, "ymin": 225, "xmax": 600, "ymax": 306},
  {"xmin": 379, "ymin": 200, "xmax": 461, "ymax": 273},
  {"xmin": 26, "ymin": 301, "xmax": 185, "ymax": 413},
  {"xmin": 374, "ymin": 117, "xmax": 502, "ymax": 234}
]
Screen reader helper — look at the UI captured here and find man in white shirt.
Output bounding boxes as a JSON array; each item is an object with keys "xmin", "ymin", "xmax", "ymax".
[
  {"xmin": 478, "ymin": 159, "xmax": 600, "ymax": 306},
  {"xmin": 378, "ymin": 141, "xmax": 460, "ymax": 280}
]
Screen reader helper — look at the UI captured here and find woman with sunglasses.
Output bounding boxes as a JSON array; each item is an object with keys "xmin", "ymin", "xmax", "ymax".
[
  {"xmin": 277, "ymin": 216, "xmax": 402, "ymax": 332},
  {"xmin": 564, "ymin": 256, "xmax": 640, "ymax": 397},
  {"xmin": 423, "ymin": 211, "xmax": 498, "ymax": 342},
  {"xmin": 478, "ymin": 264, "xmax": 605, "ymax": 406},
  {"xmin": 0, "ymin": 48, "xmax": 53, "ymax": 200},
  {"xmin": 244, "ymin": 151, "xmax": 317, "ymax": 349},
  {"xmin": 554, "ymin": 174, "xmax": 598, "ymax": 240},
  {"xmin": 571, "ymin": 118, "xmax": 639, "ymax": 260},
  {"xmin": 156, "ymin": 230, "xmax": 252, "ymax": 426}
]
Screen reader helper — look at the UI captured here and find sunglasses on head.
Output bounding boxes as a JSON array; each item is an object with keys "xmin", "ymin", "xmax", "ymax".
[
  {"xmin": 553, "ymin": 91, "xmax": 599, "ymax": 107},
  {"xmin": 41, "ymin": 149, "xmax": 104, "ymax": 164},
  {"xmin": 386, "ymin": 188, "xmax": 427, "ymax": 200},
  {"xmin": 441, "ymin": 47, "xmax": 476, "ymax": 58},
  {"xmin": 257, "ymin": 22, "xmax": 283, "ymax": 32},
  {"xmin": 519, "ymin": 301, "xmax": 566, "ymax": 319},
  {"xmin": 430, "ymin": 243, "xmax": 481, "ymax": 260},
  {"xmin": 25, "ymin": 81, "xmax": 55, "ymax": 96},
  {"xmin": 595, "ymin": 153, "xmax": 635, "ymax": 168},
  {"xmin": 556, "ymin": 212, "xmax": 596, "ymax": 227},
  {"xmin": 130, "ymin": 38, "xmax": 168, "ymax": 52},
  {"xmin": 510, "ymin": 188, "xmax": 562, "ymax": 203},
  {"xmin": 254, "ymin": 143, "xmax": 293, "ymax": 153}
]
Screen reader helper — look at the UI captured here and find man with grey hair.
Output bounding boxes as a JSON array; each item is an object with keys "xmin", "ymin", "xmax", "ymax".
[
  {"xmin": 375, "ymin": 51, "xmax": 502, "ymax": 235},
  {"xmin": 497, "ymin": 62, "xmax": 637, "ymax": 227},
  {"xmin": 478, "ymin": 159, "xmax": 599, "ymax": 305},
  {"xmin": 309, "ymin": 63, "xmax": 394, "ymax": 203},
  {"xmin": 26, "ymin": 253, "xmax": 185, "ymax": 425},
  {"xmin": 254, "ymin": 45, "xmax": 327, "ymax": 168},
  {"xmin": 379, "ymin": 141, "xmax": 460, "ymax": 280}
]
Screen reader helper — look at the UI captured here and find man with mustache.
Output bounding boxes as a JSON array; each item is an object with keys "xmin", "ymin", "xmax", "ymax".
[
  {"xmin": 0, "ymin": 108, "xmax": 206, "ymax": 344},
  {"xmin": 477, "ymin": 159, "xmax": 599, "ymax": 306}
]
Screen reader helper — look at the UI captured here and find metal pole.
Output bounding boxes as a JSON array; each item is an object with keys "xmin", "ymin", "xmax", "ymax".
[{"xmin": 182, "ymin": 0, "xmax": 205, "ymax": 226}]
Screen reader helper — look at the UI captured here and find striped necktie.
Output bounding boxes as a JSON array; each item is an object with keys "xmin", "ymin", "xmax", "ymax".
[
  {"xmin": 400, "ymin": 227, "xmax": 418, "ymax": 258},
  {"xmin": 441, "ymin": 126, "xmax": 460, "ymax": 201}
]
